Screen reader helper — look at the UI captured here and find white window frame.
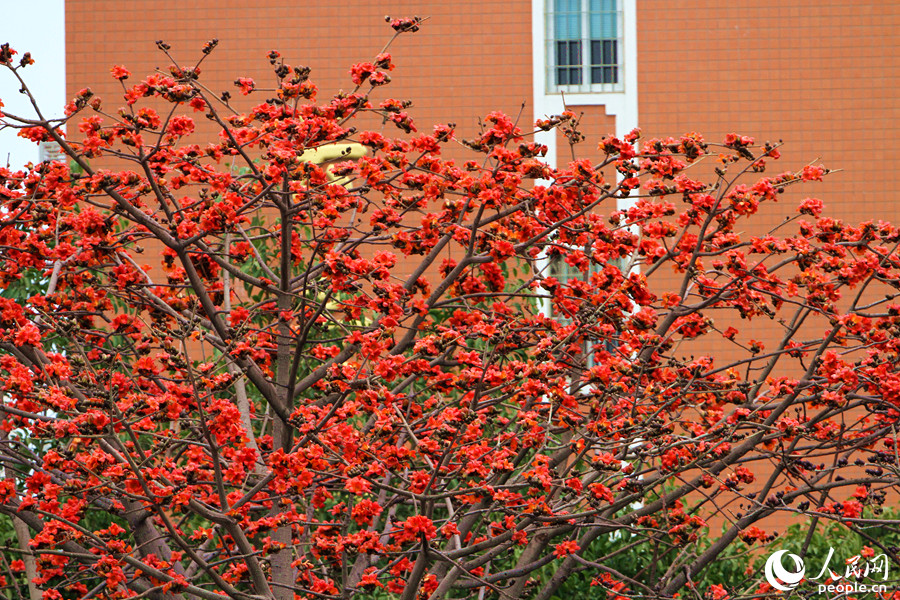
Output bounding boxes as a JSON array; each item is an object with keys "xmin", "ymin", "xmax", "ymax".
[
  {"xmin": 545, "ymin": 0, "xmax": 625, "ymax": 95},
  {"xmin": 537, "ymin": 245, "xmax": 628, "ymax": 373},
  {"xmin": 532, "ymin": 0, "xmax": 637, "ymax": 175}
]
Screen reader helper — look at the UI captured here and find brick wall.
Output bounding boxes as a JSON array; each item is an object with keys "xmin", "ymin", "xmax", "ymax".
[{"xmin": 67, "ymin": 1, "xmax": 534, "ymax": 160}]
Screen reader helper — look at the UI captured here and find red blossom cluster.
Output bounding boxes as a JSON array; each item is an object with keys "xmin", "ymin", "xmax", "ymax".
[{"xmin": 0, "ymin": 23, "xmax": 898, "ymax": 600}]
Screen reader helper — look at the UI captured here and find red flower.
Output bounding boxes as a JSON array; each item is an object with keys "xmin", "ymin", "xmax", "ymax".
[
  {"xmin": 397, "ymin": 515, "xmax": 437, "ymax": 542},
  {"xmin": 798, "ymin": 197, "xmax": 825, "ymax": 216},
  {"xmin": 554, "ymin": 540, "xmax": 580, "ymax": 558},
  {"xmin": 388, "ymin": 16, "xmax": 421, "ymax": 32},
  {"xmin": 189, "ymin": 97, "xmax": 207, "ymax": 112},
  {"xmin": 350, "ymin": 62, "xmax": 374, "ymax": 85},
  {"xmin": 374, "ymin": 52, "xmax": 394, "ymax": 70},
  {"xmin": 13, "ymin": 323, "xmax": 41, "ymax": 347},
  {"xmin": 344, "ymin": 476, "xmax": 371, "ymax": 495},
  {"xmin": 110, "ymin": 65, "xmax": 131, "ymax": 80},
  {"xmin": 166, "ymin": 115, "xmax": 195, "ymax": 138},
  {"xmin": 801, "ymin": 164, "xmax": 826, "ymax": 181},
  {"xmin": 351, "ymin": 500, "xmax": 383, "ymax": 526},
  {"xmin": 234, "ymin": 77, "xmax": 255, "ymax": 95}
]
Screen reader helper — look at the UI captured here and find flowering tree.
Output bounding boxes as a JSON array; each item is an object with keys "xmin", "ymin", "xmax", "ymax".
[{"xmin": 0, "ymin": 22, "xmax": 899, "ymax": 600}]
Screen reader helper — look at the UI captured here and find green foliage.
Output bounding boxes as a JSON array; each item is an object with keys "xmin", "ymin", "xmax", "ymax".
[
  {"xmin": 544, "ymin": 508, "xmax": 900, "ymax": 599},
  {"xmin": 0, "ymin": 267, "xmax": 44, "ymax": 304}
]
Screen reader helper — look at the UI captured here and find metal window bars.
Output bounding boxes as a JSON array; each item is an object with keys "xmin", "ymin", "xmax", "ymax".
[{"xmin": 547, "ymin": 0, "xmax": 624, "ymax": 93}]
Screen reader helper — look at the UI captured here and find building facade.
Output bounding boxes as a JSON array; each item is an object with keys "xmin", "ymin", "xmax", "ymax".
[
  {"xmin": 66, "ymin": 0, "xmax": 900, "ymax": 234},
  {"xmin": 66, "ymin": 0, "xmax": 898, "ymax": 221}
]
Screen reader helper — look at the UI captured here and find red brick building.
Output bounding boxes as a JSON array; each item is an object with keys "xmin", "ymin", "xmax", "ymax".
[{"xmin": 66, "ymin": 1, "xmax": 897, "ymax": 216}]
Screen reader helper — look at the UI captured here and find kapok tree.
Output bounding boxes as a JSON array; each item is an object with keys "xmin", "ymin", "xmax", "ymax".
[{"xmin": 0, "ymin": 22, "xmax": 899, "ymax": 600}]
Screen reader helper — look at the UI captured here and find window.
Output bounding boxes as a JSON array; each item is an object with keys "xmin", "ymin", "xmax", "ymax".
[
  {"xmin": 547, "ymin": 253, "xmax": 626, "ymax": 368},
  {"xmin": 546, "ymin": 0, "xmax": 623, "ymax": 93}
]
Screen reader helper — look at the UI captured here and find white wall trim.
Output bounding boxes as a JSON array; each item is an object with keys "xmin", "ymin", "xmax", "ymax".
[{"xmin": 532, "ymin": 0, "xmax": 638, "ymax": 212}]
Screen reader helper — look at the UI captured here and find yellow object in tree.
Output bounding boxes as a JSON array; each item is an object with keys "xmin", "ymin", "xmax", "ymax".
[{"xmin": 297, "ymin": 143, "xmax": 368, "ymax": 186}]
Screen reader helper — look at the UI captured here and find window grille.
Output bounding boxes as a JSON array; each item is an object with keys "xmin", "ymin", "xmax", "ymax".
[{"xmin": 547, "ymin": 0, "xmax": 624, "ymax": 93}]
